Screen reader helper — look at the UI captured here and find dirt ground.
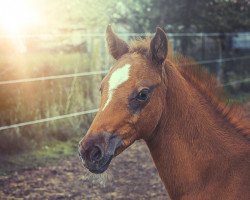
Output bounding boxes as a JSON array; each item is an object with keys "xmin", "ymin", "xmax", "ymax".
[
  {"xmin": 0, "ymin": 140, "xmax": 169, "ymax": 200},
  {"xmin": 1, "ymin": 103, "xmax": 249, "ymax": 200}
]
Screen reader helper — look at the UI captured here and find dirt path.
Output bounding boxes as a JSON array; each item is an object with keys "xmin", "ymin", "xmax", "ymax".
[{"xmin": 0, "ymin": 141, "xmax": 169, "ymax": 200}]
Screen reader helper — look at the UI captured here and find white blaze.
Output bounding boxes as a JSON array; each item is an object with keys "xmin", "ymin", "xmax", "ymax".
[{"xmin": 102, "ymin": 64, "xmax": 131, "ymax": 111}]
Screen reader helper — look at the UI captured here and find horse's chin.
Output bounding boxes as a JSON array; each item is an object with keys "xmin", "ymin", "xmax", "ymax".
[{"xmin": 88, "ymin": 155, "xmax": 113, "ymax": 174}]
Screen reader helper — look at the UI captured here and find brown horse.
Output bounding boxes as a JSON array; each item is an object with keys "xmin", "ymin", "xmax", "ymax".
[{"xmin": 79, "ymin": 25, "xmax": 250, "ymax": 200}]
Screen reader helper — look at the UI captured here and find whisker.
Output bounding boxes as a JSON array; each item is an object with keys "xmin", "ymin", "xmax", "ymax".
[{"xmin": 79, "ymin": 166, "xmax": 113, "ymax": 187}]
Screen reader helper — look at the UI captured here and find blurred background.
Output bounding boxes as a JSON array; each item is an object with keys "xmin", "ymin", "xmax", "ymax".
[{"xmin": 0, "ymin": 0, "xmax": 249, "ymax": 198}]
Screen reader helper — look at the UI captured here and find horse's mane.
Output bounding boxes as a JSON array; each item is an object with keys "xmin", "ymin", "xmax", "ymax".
[{"xmin": 128, "ymin": 38, "xmax": 250, "ymax": 140}]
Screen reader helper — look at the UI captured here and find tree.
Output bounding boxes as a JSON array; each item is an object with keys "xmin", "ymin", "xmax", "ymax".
[{"xmin": 112, "ymin": 0, "xmax": 250, "ymax": 33}]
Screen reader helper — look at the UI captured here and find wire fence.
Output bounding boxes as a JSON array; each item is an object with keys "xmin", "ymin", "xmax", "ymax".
[
  {"xmin": 0, "ymin": 32, "xmax": 248, "ymax": 38},
  {"xmin": 0, "ymin": 70, "xmax": 108, "ymax": 85},
  {"xmin": 0, "ymin": 109, "xmax": 99, "ymax": 131},
  {"xmin": 0, "ymin": 32, "xmax": 249, "ymax": 133},
  {"xmin": 0, "ymin": 76, "xmax": 249, "ymax": 132},
  {"xmin": 0, "ymin": 56, "xmax": 249, "ymax": 132},
  {"xmin": 222, "ymin": 77, "xmax": 250, "ymax": 87},
  {"xmin": 1, "ymin": 55, "xmax": 250, "ymax": 85},
  {"xmin": 0, "ymin": 78, "xmax": 250, "ymax": 131}
]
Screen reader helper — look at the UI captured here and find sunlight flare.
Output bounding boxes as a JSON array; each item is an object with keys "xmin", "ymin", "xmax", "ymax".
[
  {"xmin": 0, "ymin": 0, "xmax": 41, "ymax": 52},
  {"xmin": 0, "ymin": 0, "xmax": 40, "ymax": 36}
]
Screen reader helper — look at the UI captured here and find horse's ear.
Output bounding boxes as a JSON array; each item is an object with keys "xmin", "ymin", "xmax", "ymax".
[
  {"xmin": 150, "ymin": 27, "xmax": 168, "ymax": 65},
  {"xmin": 106, "ymin": 25, "xmax": 129, "ymax": 60}
]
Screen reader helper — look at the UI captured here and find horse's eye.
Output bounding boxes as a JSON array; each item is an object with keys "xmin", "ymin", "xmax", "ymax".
[{"xmin": 136, "ymin": 88, "xmax": 150, "ymax": 101}]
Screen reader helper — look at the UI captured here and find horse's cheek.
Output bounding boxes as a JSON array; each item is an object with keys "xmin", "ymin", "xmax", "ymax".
[{"xmin": 137, "ymin": 99, "xmax": 163, "ymax": 139}]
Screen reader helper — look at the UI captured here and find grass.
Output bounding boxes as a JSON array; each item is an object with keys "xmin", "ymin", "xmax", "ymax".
[
  {"xmin": 0, "ymin": 137, "xmax": 81, "ymax": 176},
  {"xmin": 0, "ymin": 50, "xmax": 104, "ymax": 154}
]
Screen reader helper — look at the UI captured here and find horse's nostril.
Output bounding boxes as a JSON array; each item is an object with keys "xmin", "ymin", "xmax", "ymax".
[{"xmin": 90, "ymin": 146, "xmax": 103, "ymax": 162}]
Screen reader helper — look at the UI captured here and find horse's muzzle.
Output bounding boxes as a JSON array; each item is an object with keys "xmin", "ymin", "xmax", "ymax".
[{"xmin": 78, "ymin": 132, "xmax": 122, "ymax": 174}]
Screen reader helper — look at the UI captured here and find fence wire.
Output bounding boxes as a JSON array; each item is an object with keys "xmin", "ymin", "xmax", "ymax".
[
  {"xmin": 0, "ymin": 70, "xmax": 108, "ymax": 85},
  {"xmin": 1, "ymin": 55, "xmax": 250, "ymax": 85},
  {"xmin": 0, "ymin": 109, "xmax": 99, "ymax": 132},
  {"xmin": 0, "ymin": 32, "xmax": 247, "ymax": 38},
  {"xmin": 221, "ymin": 77, "xmax": 250, "ymax": 87}
]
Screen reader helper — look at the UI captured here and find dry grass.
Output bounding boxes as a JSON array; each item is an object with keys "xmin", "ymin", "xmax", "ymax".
[{"xmin": 0, "ymin": 51, "xmax": 106, "ymax": 154}]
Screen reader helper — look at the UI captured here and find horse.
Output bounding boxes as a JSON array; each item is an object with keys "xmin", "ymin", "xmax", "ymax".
[{"xmin": 79, "ymin": 25, "xmax": 250, "ymax": 200}]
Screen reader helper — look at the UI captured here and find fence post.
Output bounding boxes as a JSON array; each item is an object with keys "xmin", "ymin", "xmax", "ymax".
[
  {"xmin": 217, "ymin": 37, "xmax": 223, "ymax": 82},
  {"xmin": 201, "ymin": 33, "xmax": 206, "ymax": 60}
]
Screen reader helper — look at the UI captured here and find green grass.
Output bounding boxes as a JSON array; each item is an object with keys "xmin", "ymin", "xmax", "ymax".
[{"xmin": 0, "ymin": 137, "xmax": 81, "ymax": 176}]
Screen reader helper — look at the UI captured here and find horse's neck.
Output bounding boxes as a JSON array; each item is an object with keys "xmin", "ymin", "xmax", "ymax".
[{"xmin": 146, "ymin": 66, "xmax": 249, "ymax": 199}]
